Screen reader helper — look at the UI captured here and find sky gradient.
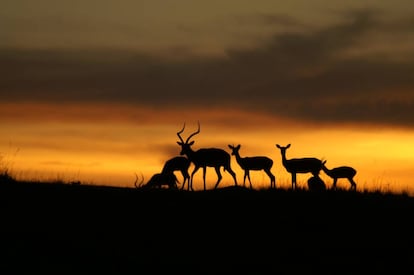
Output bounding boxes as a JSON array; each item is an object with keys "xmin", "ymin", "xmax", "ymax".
[{"xmin": 1, "ymin": 1, "xmax": 414, "ymax": 193}]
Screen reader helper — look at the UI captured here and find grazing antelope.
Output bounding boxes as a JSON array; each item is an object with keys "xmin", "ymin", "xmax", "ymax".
[
  {"xmin": 177, "ymin": 122, "xmax": 238, "ymax": 191},
  {"xmin": 307, "ymin": 175, "xmax": 326, "ymax": 191},
  {"xmin": 275, "ymin": 144, "xmax": 323, "ymax": 190},
  {"xmin": 321, "ymin": 160, "xmax": 357, "ymax": 191},
  {"xmin": 134, "ymin": 172, "xmax": 179, "ymax": 190},
  {"xmin": 161, "ymin": 156, "xmax": 191, "ymax": 189},
  {"xmin": 228, "ymin": 144, "xmax": 276, "ymax": 189}
]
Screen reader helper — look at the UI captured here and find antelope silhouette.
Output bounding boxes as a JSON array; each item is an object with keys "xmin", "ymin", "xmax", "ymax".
[
  {"xmin": 228, "ymin": 144, "xmax": 276, "ymax": 189},
  {"xmin": 134, "ymin": 172, "xmax": 179, "ymax": 189},
  {"xmin": 177, "ymin": 122, "xmax": 238, "ymax": 191},
  {"xmin": 161, "ymin": 156, "xmax": 191, "ymax": 190},
  {"xmin": 307, "ymin": 174, "xmax": 326, "ymax": 191},
  {"xmin": 275, "ymin": 144, "xmax": 323, "ymax": 190},
  {"xmin": 321, "ymin": 160, "xmax": 357, "ymax": 191}
]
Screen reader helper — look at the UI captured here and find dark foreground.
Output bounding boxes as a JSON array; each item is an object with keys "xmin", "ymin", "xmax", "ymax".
[{"xmin": 1, "ymin": 181, "xmax": 414, "ymax": 274}]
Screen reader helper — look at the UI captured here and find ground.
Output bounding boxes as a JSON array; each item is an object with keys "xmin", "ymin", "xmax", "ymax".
[{"xmin": 1, "ymin": 181, "xmax": 413, "ymax": 274}]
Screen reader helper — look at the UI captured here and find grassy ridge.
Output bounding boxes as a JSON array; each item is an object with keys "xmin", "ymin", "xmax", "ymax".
[{"xmin": 1, "ymin": 179, "xmax": 414, "ymax": 274}]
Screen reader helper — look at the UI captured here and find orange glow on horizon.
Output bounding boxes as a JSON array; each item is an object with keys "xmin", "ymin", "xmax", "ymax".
[{"xmin": 1, "ymin": 103, "xmax": 414, "ymax": 195}]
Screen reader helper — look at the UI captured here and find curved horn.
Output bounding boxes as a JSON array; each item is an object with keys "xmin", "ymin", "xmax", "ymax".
[
  {"xmin": 177, "ymin": 122, "xmax": 186, "ymax": 143},
  {"xmin": 185, "ymin": 121, "xmax": 200, "ymax": 143},
  {"xmin": 134, "ymin": 172, "xmax": 144, "ymax": 188}
]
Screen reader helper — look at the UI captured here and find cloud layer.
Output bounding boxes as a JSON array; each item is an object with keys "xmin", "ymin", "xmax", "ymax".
[{"xmin": 1, "ymin": 10, "xmax": 414, "ymax": 128}]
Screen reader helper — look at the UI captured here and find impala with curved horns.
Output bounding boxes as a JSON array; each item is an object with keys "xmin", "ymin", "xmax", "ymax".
[
  {"xmin": 177, "ymin": 122, "xmax": 238, "ymax": 191},
  {"xmin": 134, "ymin": 172, "xmax": 179, "ymax": 189}
]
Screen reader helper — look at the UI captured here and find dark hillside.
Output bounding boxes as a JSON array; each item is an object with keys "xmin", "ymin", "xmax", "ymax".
[{"xmin": 1, "ymin": 181, "xmax": 413, "ymax": 274}]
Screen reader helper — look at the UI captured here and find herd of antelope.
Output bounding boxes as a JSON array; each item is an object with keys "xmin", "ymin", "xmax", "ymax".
[{"xmin": 135, "ymin": 122, "xmax": 357, "ymax": 192}]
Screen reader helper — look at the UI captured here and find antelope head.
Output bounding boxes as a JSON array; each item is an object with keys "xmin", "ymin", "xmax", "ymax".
[{"xmin": 177, "ymin": 121, "xmax": 200, "ymax": 156}]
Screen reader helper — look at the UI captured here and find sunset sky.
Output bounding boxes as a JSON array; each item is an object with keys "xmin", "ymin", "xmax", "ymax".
[{"xmin": 1, "ymin": 1, "xmax": 414, "ymax": 193}]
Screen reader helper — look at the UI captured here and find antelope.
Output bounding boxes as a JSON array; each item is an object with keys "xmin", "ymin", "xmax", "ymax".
[
  {"xmin": 307, "ymin": 174, "xmax": 326, "ymax": 191},
  {"xmin": 161, "ymin": 156, "xmax": 191, "ymax": 189},
  {"xmin": 228, "ymin": 144, "xmax": 276, "ymax": 189},
  {"xmin": 177, "ymin": 122, "xmax": 238, "ymax": 191},
  {"xmin": 275, "ymin": 144, "xmax": 323, "ymax": 190},
  {"xmin": 321, "ymin": 160, "xmax": 357, "ymax": 191},
  {"xmin": 134, "ymin": 172, "xmax": 179, "ymax": 190}
]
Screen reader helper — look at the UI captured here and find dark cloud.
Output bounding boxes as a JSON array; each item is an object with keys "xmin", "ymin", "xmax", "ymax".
[{"xmin": 1, "ymin": 10, "xmax": 414, "ymax": 128}]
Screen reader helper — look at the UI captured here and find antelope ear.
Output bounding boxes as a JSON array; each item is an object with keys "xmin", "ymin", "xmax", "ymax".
[
  {"xmin": 228, "ymin": 145, "xmax": 233, "ymax": 149},
  {"xmin": 276, "ymin": 144, "xmax": 281, "ymax": 148},
  {"xmin": 177, "ymin": 141, "xmax": 183, "ymax": 145},
  {"xmin": 286, "ymin": 144, "xmax": 291, "ymax": 148},
  {"xmin": 189, "ymin": 141, "xmax": 195, "ymax": 145},
  {"xmin": 237, "ymin": 144, "xmax": 241, "ymax": 149}
]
